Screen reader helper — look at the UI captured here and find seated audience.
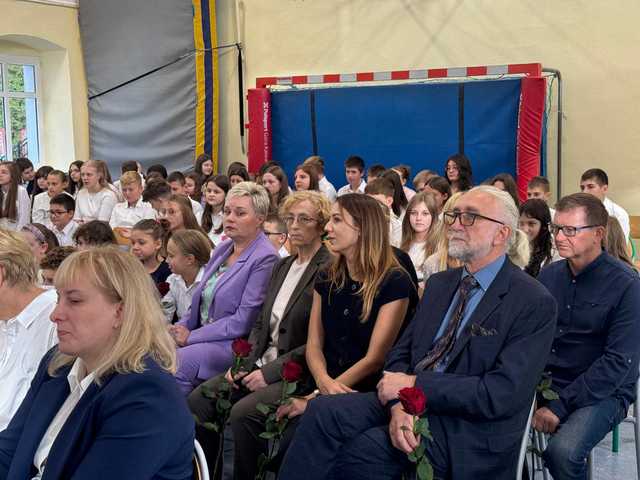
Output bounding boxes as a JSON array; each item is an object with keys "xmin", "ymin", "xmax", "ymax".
[
  {"xmin": 0, "ymin": 161, "xmax": 31, "ymax": 231},
  {"xmin": 260, "ymin": 165, "xmax": 290, "ymax": 213},
  {"xmin": 65, "ymin": 160, "xmax": 84, "ymax": 197},
  {"xmin": 73, "ymin": 220, "xmax": 117, "ymax": 251},
  {"xmin": 303, "ymin": 156, "xmax": 336, "ymax": 202},
  {"xmin": 112, "ymin": 160, "xmax": 140, "ymax": 196},
  {"xmin": 367, "ymin": 163, "xmax": 386, "ymax": 182},
  {"xmin": 423, "ymin": 176, "xmax": 452, "ymax": 215},
  {"xmin": 228, "ymin": 164, "xmax": 250, "ymax": 186},
  {"xmin": 188, "ymin": 190, "xmax": 332, "ymax": 470},
  {"xmin": 606, "ymin": 217, "xmax": 636, "ymax": 270},
  {"xmin": 256, "ymin": 161, "xmax": 279, "ymax": 185},
  {"xmin": 412, "ymin": 169, "xmax": 437, "ymax": 193},
  {"xmin": 31, "ymin": 170, "xmax": 69, "ymax": 224},
  {"xmin": 147, "ymin": 163, "xmax": 168, "ymax": 180},
  {"xmin": 0, "ymin": 247, "xmax": 194, "ymax": 479},
  {"xmin": 490, "ymin": 172, "xmax": 520, "ymax": 207},
  {"xmin": 185, "ymin": 172, "xmax": 204, "ymax": 203},
  {"xmin": 47, "ymin": 194, "xmax": 78, "ymax": 247},
  {"xmin": 262, "ymin": 193, "xmax": 418, "ymax": 478},
  {"xmin": 142, "ymin": 178, "xmax": 172, "ymax": 216},
  {"xmin": 15, "ymin": 157, "xmax": 36, "ymax": 195},
  {"xmin": 400, "ymin": 192, "xmax": 440, "ymax": 287},
  {"xmin": 380, "ymin": 169, "xmax": 409, "ymax": 220},
  {"xmin": 294, "ymin": 164, "xmax": 319, "ymax": 192},
  {"xmin": 30, "ymin": 166, "xmax": 53, "ymax": 201},
  {"xmin": 201, "ymin": 174, "xmax": 229, "ymax": 246},
  {"xmin": 74, "ymin": 160, "xmax": 118, "ymax": 223},
  {"xmin": 279, "ymin": 185, "xmax": 556, "ymax": 480},
  {"xmin": 580, "ymin": 168, "xmax": 630, "ymax": 239},
  {"xmin": 21, "ymin": 224, "xmax": 59, "ymax": 277},
  {"xmin": 365, "ymin": 178, "xmax": 402, "ymax": 247},
  {"xmin": 108, "ymin": 171, "xmax": 156, "ymax": 239},
  {"xmin": 169, "ymin": 182, "xmax": 279, "ymax": 395},
  {"xmin": 527, "ymin": 175, "xmax": 553, "ymax": 206},
  {"xmin": 129, "ymin": 219, "xmax": 171, "ymax": 293},
  {"xmin": 162, "ymin": 229, "xmax": 212, "ymax": 323},
  {"xmin": 392, "ymin": 164, "xmax": 416, "ymax": 201},
  {"xmin": 39, "ymin": 246, "xmax": 76, "ymax": 287},
  {"xmin": 519, "ymin": 199, "xmax": 556, "ymax": 277},
  {"xmin": 337, "ymin": 155, "xmax": 367, "ymax": 196},
  {"xmin": 194, "ymin": 153, "xmax": 214, "ymax": 178},
  {"xmin": 165, "ymin": 194, "xmax": 204, "ymax": 234},
  {"xmin": 168, "ymin": 171, "xmax": 204, "ymax": 219},
  {"xmin": 264, "ymin": 214, "xmax": 289, "ymax": 257},
  {"xmin": 534, "ymin": 193, "xmax": 640, "ymax": 479},
  {"xmin": 0, "ymin": 228, "xmax": 58, "ymax": 431},
  {"xmin": 444, "ymin": 153, "xmax": 473, "ymax": 194}
]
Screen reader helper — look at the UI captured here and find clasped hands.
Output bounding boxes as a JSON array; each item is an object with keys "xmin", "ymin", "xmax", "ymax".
[{"xmin": 168, "ymin": 325, "xmax": 190, "ymax": 347}]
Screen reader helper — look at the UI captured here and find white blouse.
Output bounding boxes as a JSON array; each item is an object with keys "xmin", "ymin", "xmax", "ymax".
[
  {"xmin": 74, "ymin": 188, "xmax": 118, "ymax": 223},
  {"xmin": 0, "ymin": 185, "xmax": 31, "ymax": 231}
]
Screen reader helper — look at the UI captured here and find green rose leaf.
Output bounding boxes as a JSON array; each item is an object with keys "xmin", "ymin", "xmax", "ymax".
[
  {"xmin": 417, "ymin": 458, "xmax": 434, "ymax": 480},
  {"xmin": 285, "ymin": 382, "xmax": 297, "ymax": 396},
  {"xmin": 259, "ymin": 431, "xmax": 277, "ymax": 440},
  {"xmin": 256, "ymin": 402, "xmax": 272, "ymax": 416}
]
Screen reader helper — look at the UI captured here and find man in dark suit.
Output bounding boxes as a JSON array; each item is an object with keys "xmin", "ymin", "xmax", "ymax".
[
  {"xmin": 188, "ymin": 192, "xmax": 332, "ymax": 473},
  {"xmin": 278, "ymin": 185, "xmax": 558, "ymax": 480}
]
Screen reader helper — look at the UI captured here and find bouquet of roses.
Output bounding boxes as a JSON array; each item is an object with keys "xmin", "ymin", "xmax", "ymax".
[{"xmin": 398, "ymin": 387, "xmax": 433, "ymax": 480}]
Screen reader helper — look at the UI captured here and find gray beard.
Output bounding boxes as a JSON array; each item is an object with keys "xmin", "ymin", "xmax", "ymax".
[{"xmin": 448, "ymin": 240, "xmax": 492, "ymax": 264}]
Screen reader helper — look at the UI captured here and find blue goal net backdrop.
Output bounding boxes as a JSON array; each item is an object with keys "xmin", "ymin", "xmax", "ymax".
[{"xmin": 270, "ymin": 78, "xmax": 522, "ymax": 189}]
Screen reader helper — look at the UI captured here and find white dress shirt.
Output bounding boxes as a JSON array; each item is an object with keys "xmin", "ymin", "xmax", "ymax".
[
  {"xmin": 604, "ymin": 197, "xmax": 631, "ymax": 239},
  {"xmin": 389, "ymin": 211, "xmax": 402, "ymax": 248},
  {"xmin": 32, "ymin": 191, "xmax": 74, "ymax": 225},
  {"xmin": 32, "ymin": 358, "xmax": 96, "ymax": 479},
  {"xmin": 0, "ymin": 289, "xmax": 58, "ymax": 430},
  {"xmin": 109, "ymin": 198, "xmax": 156, "ymax": 228},
  {"xmin": 318, "ymin": 176, "xmax": 337, "ymax": 202},
  {"xmin": 0, "ymin": 185, "xmax": 30, "ymax": 231},
  {"xmin": 408, "ymin": 241, "xmax": 427, "ymax": 282},
  {"xmin": 161, "ymin": 268, "xmax": 205, "ymax": 323},
  {"xmin": 74, "ymin": 188, "xmax": 118, "ymax": 222},
  {"xmin": 337, "ymin": 181, "xmax": 367, "ymax": 197},
  {"xmin": 47, "ymin": 219, "xmax": 79, "ymax": 247},
  {"xmin": 190, "ymin": 198, "xmax": 204, "ymax": 221}
]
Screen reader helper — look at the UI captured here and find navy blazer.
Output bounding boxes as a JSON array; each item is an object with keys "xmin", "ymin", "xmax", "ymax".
[
  {"xmin": 0, "ymin": 350, "xmax": 194, "ymax": 480},
  {"xmin": 385, "ymin": 259, "xmax": 558, "ymax": 480}
]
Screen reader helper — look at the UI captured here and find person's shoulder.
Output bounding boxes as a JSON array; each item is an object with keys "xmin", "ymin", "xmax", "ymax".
[
  {"xmin": 506, "ymin": 260, "xmax": 555, "ymax": 301},
  {"xmin": 34, "ymin": 191, "xmax": 48, "ymax": 202},
  {"xmin": 600, "ymin": 253, "xmax": 639, "ymax": 283}
]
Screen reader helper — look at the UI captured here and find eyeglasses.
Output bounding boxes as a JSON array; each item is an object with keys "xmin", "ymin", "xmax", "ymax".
[
  {"xmin": 549, "ymin": 223, "xmax": 600, "ymax": 237},
  {"xmin": 282, "ymin": 215, "xmax": 318, "ymax": 226},
  {"xmin": 49, "ymin": 209, "xmax": 69, "ymax": 216},
  {"xmin": 443, "ymin": 210, "xmax": 505, "ymax": 227}
]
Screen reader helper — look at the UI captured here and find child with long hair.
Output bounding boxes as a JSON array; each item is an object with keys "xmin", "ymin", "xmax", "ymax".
[
  {"xmin": 444, "ymin": 153, "xmax": 473, "ymax": 194},
  {"xmin": 185, "ymin": 172, "xmax": 204, "ymax": 203},
  {"xmin": 380, "ymin": 169, "xmax": 409, "ymax": 219},
  {"xmin": 400, "ymin": 192, "xmax": 440, "ymax": 286},
  {"xmin": 261, "ymin": 165, "xmax": 289, "ymax": 212},
  {"xmin": 31, "ymin": 166, "xmax": 53, "ymax": 199},
  {"xmin": 605, "ymin": 216, "xmax": 636, "ymax": 270},
  {"xmin": 66, "ymin": 160, "xmax": 84, "ymax": 197},
  {"xmin": 194, "ymin": 153, "xmax": 214, "ymax": 177},
  {"xmin": 0, "ymin": 161, "xmax": 31, "ymax": 230},
  {"xmin": 162, "ymin": 229, "xmax": 213, "ymax": 323},
  {"xmin": 518, "ymin": 199, "xmax": 554, "ymax": 277},
  {"xmin": 165, "ymin": 194, "xmax": 205, "ymax": 234},
  {"xmin": 130, "ymin": 219, "xmax": 172, "ymax": 293},
  {"xmin": 294, "ymin": 164, "xmax": 319, "ymax": 192},
  {"xmin": 74, "ymin": 160, "xmax": 118, "ymax": 222},
  {"xmin": 423, "ymin": 176, "xmax": 451, "ymax": 215},
  {"xmin": 201, "ymin": 175, "xmax": 229, "ymax": 245}
]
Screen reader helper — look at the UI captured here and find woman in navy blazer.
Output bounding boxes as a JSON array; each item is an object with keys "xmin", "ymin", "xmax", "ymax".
[
  {"xmin": 170, "ymin": 181, "xmax": 279, "ymax": 395},
  {"xmin": 0, "ymin": 247, "xmax": 194, "ymax": 480}
]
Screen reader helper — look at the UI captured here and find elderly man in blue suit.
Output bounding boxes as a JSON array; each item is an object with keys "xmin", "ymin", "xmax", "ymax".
[{"xmin": 278, "ymin": 185, "xmax": 558, "ymax": 480}]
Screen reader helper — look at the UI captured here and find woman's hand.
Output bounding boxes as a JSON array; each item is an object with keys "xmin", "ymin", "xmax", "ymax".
[
  {"xmin": 171, "ymin": 325, "xmax": 190, "ymax": 347},
  {"xmin": 276, "ymin": 397, "xmax": 309, "ymax": 421},
  {"xmin": 317, "ymin": 376, "xmax": 355, "ymax": 395},
  {"xmin": 224, "ymin": 368, "xmax": 248, "ymax": 389},
  {"xmin": 241, "ymin": 369, "xmax": 268, "ymax": 392}
]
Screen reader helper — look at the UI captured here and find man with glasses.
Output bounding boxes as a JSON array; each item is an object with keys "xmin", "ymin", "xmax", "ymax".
[
  {"xmin": 533, "ymin": 193, "xmax": 640, "ymax": 480},
  {"xmin": 279, "ymin": 186, "xmax": 557, "ymax": 480},
  {"xmin": 46, "ymin": 194, "xmax": 77, "ymax": 247}
]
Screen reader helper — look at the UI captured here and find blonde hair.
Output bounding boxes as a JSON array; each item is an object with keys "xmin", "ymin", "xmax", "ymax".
[
  {"xmin": 280, "ymin": 190, "xmax": 332, "ymax": 231},
  {"xmin": 328, "ymin": 194, "xmax": 408, "ymax": 322},
  {"xmin": 119, "ymin": 170, "xmax": 142, "ymax": 187},
  {"xmin": 48, "ymin": 247, "xmax": 176, "ymax": 381},
  {"xmin": 469, "ymin": 185, "xmax": 530, "ymax": 268},
  {"xmin": 168, "ymin": 229, "xmax": 213, "ymax": 267},
  {"xmin": 82, "ymin": 160, "xmax": 110, "ymax": 190},
  {"xmin": 226, "ymin": 181, "xmax": 271, "ymax": 220},
  {"xmin": 0, "ymin": 228, "xmax": 38, "ymax": 287},
  {"xmin": 433, "ymin": 192, "xmax": 464, "ymax": 272}
]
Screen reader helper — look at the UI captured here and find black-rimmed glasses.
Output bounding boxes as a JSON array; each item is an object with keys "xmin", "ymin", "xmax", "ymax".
[
  {"xmin": 443, "ymin": 210, "xmax": 505, "ymax": 227},
  {"xmin": 549, "ymin": 223, "xmax": 600, "ymax": 237}
]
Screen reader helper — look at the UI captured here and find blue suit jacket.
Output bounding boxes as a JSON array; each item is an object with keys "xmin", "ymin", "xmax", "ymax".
[
  {"xmin": 385, "ymin": 259, "xmax": 557, "ymax": 479},
  {"xmin": 0, "ymin": 350, "xmax": 194, "ymax": 480}
]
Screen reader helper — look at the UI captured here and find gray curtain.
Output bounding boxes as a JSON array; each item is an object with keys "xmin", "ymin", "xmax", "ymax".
[{"xmin": 79, "ymin": 0, "xmax": 196, "ymax": 176}]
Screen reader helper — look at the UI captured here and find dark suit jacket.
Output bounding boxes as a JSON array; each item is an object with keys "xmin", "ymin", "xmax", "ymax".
[
  {"xmin": 385, "ymin": 258, "xmax": 557, "ymax": 480},
  {"xmin": 246, "ymin": 246, "xmax": 330, "ymax": 384},
  {"xmin": 0, "ymin": 351, "xmax": 194, "ymax": 480}
]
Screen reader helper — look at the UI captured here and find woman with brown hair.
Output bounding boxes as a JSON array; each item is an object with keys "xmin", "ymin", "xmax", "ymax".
[
  {"xmin": 294, "ymin": 164, "xmax": 320, "ymax": 192},
  {"xmin": 0, "ymin": 161, "xmax": 31, "ymax": 230},
  {"xmin": 261, "ymin": 165, "xmax": 290, "ymax": 212}
]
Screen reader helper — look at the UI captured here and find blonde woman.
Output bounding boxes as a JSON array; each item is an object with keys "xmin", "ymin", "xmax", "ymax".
[
  {"xmin": 0, "ymin": 247, "xmax": 194, "ymax": 479},
  {"xmin": 74, "ymin": 160, "xmax": 118, "ymax": 223}
]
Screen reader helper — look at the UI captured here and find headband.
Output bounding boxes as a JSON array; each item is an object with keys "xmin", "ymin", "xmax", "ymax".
[{"xmin": 22, "ymin": 224, "xmax": 47, "ymax": 244}]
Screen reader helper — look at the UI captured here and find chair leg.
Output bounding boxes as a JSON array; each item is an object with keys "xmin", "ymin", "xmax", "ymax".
[
  {"xmin": 634, "ymin": 402, "xmax": 640, "ymax": 478},
  {"xmin": 587, "ymin": 450, "xmax": 594, "ymax": 480},
  {"xmin": 536, "ymin": 432, "xmax": 550, "ymax": 480}
]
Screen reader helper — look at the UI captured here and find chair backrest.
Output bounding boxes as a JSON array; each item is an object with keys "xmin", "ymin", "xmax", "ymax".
[
  {"xmin": 193, "ymin": 439, "xmax": 210, "ymax": 480},
  {"xmin": 516, "ymin": 395, "xmax": 537, "ymax": 479}
]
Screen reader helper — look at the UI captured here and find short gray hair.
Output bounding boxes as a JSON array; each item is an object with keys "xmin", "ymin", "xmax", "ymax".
[
  {"xmin": 226, "ymin": 181, "xmax": 271, "ymax": 219},
  {"xmin": 469, "ymin": 185, "xmax": 530, "ymax": 268}
]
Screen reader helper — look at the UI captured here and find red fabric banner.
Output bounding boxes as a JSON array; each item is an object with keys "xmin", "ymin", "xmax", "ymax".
[
  {"xmin": 516, "ymin": 77, "xmax": 547, "ymax": 202},
  {"xmin": 246, "ymin": 88, "xmax": 272, "ymax": 173}
]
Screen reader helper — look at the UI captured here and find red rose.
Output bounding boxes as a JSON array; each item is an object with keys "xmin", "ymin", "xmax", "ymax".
[
  {"xmin": 231, "ymin": 338, "xmax": 253, "ymax": 358},
  {"xmin": 157, "ymin": 282, "xmax": 170, "ymax": 297},
  {"xmin": 281, "ymin": 360, "xmax": 303, "ymax": 383},
  {"xmin": 398, "ymin": 387, "xmax": 427, "ymax": 416}
]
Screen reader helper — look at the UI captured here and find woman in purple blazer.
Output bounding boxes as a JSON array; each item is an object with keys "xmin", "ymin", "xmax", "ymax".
[{"xmin": 170, "ymin": 182, "xmax": 279, "ymax": 395}]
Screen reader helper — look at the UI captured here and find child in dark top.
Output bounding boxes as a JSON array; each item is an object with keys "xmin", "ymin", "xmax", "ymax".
[{"xmin": 130, "ymin": 219, "xmax": 171, "ymax": 294}]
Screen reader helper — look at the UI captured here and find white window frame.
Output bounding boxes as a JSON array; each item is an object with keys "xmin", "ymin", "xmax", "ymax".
[{"xmin": 0, "ymin": 55, "xmax": 44, "ymax": 165}]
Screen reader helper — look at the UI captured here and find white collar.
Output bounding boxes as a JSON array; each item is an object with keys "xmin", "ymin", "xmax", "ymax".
[
  {"xmin": 126, "ymin": 198, "xmax": 144, "ymax": 209},
  {"xmin": 67, "ymin": 358, "xmax": 96, "ymax": 393}
]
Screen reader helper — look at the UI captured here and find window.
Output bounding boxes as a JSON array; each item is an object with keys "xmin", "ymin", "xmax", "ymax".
[{"xmin": 0, "ymin": 57, "xmax": 42, "ymax": 164}]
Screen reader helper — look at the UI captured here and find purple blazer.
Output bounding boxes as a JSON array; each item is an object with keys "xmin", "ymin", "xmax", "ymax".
[{"xmin": 177, "ymin": 232, "xmax": 279, "ymax": 377}]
